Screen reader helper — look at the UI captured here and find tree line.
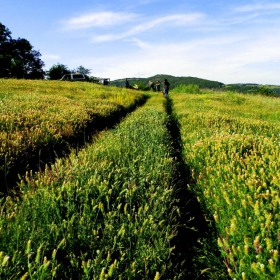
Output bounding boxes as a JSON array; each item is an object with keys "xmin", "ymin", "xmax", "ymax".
[
  {"xmin": 46, "ymin": 64, "xmax": 91, "ymax": 80},
  {"xmin": 0, "ymin": 22, "xmax": 91, "ymax": 80},
  {"xmin": 0, "ymin": 22, "xmax": 45, "ymax": 79}
]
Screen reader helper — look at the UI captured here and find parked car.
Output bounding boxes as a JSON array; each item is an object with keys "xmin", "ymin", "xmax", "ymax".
[{"xmin": 60, "ymin": 73, "xmax": 89, "ymax": 81}]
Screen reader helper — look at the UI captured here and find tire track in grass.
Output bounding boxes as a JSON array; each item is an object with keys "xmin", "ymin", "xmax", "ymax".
[
  {"xmin": 2, "ymin": 95, "xmax": 149, "ymax": 195},
  {"xmin": 164, "ymin": 98, "xmax": 229, "ymax": 280},
  {"xmin": 0, "ymin": 99, "xmax": 179, "ymax": 279}
]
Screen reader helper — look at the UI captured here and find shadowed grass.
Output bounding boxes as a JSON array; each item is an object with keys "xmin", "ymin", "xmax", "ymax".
[{"xmin": 0, "ymin": 79, "xmax": 148, "ymax": 193}]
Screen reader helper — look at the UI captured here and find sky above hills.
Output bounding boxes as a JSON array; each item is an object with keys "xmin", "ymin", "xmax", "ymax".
[{"xmin": 1, "ymin": 0, "xmax": 280, "ymax": 84}]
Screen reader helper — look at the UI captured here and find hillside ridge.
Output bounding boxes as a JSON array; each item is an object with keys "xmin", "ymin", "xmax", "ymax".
[
  {"xmin": 111, "ymin": 74, "xmax": 280, "ymax": 94},
  {"xmin": 111, "ymin": 74, "xmax": 224, "ymax": 89}
]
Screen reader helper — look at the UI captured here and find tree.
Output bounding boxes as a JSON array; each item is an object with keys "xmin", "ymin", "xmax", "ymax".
[
  {"xmin": 0, "ymin": 23, "xmax": 12, "ymax": 77},
  {"xmin": 47, "ymin": 63, "xmax": 70, "ymax": 80},
  {"xmin": 10, "ymin": 38, "xmax": 45, "ymax": 79},
  {"xmin": 0, "ymin": 22, "xmax": 45, "ymax": 79},
  {"xmin": 47, "ymin": 64, "xmax": 92, "ymax": 80},
  {"xmin": 74, "ymin": 65, "xmax": 91, "ymax": 75}
]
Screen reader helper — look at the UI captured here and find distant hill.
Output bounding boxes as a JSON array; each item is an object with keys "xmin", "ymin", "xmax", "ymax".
[
  {"xmin": 224, "ymin": 83, "xmax": 280, "ymax": 96},
  {"xmin": 111, "ymin": 75, "xmax": 280, "ymax": 96},
  {"xmin": 111, "ymin": 74, "xmax": 224, "ymax": 90}
]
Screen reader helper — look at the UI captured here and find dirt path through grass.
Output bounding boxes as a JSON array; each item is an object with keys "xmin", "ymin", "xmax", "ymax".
[{"xmin": 163, "ymin": 97, "xmax": 229, "ymax": 279}]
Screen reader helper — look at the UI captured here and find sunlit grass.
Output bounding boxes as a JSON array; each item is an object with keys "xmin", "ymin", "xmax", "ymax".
[
  {"xmin": 172, "ymin": 90, "xmax": 280, "ymax": 279},
  {"xmin": 0, "ymin": 79, "xmax": 145, "ymax": 191},
  {"xmin": 0, "ymin": 96, "xmax": 179, "ymax": 279},
  {"xmin": 2, "ymin": 80, "xmax": 279, "ymax": 279}
]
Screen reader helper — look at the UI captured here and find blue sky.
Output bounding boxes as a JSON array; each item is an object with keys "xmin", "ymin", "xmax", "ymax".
[{"xmin": 1, "ymin": 0, "xmax": 280, "ymax": 84}]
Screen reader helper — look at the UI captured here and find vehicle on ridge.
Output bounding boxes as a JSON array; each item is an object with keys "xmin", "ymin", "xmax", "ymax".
[{"xmin": 60, "ymin": 73, "xmax": 89, "ymax": 81}]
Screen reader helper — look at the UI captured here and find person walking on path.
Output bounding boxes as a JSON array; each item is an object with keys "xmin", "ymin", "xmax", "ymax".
[
  {"xmin": 156, "ymin": 80, "xmax": 161, "ymax": 92},
  {"xmin": 125, "ymin": 78, "xmax": 130, "ymax": 88},
  {"xmin": 163, "ymin": 79, "xmax": 170, "ymax": 98},
  {"xmin": 148, "ymin": 80, "xmax": 155, "ymax": 91}
]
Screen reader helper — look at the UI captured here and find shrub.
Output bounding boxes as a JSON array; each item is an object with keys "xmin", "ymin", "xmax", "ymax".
[{"xmin": 171, "ymin": 84, "xmax": 200, "ymax": 94}]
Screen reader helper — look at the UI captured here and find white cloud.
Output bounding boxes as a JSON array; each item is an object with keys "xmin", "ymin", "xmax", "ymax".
[
  {"xmin": 74, "ymin": 26, "xmax": 280, "ymax": 84},
  {"xmin": 126, "ymin": 38, "xmax": 151, "ymax": 49},
  {"xmin": 234, "ymin": 3, "xmax": 280, "ymax": 12},
  {"xmin": 56, "ymin": 5, "xmax": 280, "ymax": 84},
  {"xmin": 129, "ymin": 13, "xmax": 204, "ymax": 31},
  {"xmin": 42, "ymin": 54, "xmax": 60, "ymax": 60},
  {"xmin": 224, "ymin": 13, "xmax": 260, "ymax": 25},
  {"xmin": 92, "ymin": 13, "xmax": 204, "ymax": 42},
  {"xmin": 92, "ymin": 34, "xmax": 122, "ymax": 42},
  {"xmin": 62, "ymin": 12, "xmax": 137, "ymax": 30}
]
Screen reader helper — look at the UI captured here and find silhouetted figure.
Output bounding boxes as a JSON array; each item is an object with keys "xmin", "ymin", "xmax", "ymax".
[
  {"xmin": 149, "ymin": 80, "xmax": 155, "ymax": 91},
  {"xmin": 125, "ymin": 78, "xmax": 129, "ymax": 88},
  {"xmin": 156, "ymin": 80, "xmax": 161, "ymax": 91},
  {"xmin": 163, "ymin": 79, "xmax": 170, "ymax": 98}
]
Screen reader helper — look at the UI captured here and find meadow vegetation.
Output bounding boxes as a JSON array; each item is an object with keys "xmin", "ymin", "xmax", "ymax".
[
  {"xmin": 172, "ymin": 90, "xmax": 280, "ymax": 279},
  {"xmin": 0, "ymin": 90, "xmax": 183, "ymax": 279},
  {"xmin": 0, "ymin": 79, "xmax": 146, "ymax": 193},
  {"xmin": 171, "ymin": 84, "xmax": 200, "ymax": 94},
  {"xmin": 0, "ymin": 79, "xmax": 280, "ymax": 279}
]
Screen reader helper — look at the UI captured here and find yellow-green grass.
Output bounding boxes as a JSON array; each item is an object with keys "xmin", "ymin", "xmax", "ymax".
[
  {"xmin": 172, "ymin": 91, "xmax": 280, "ymax": 279},
  {"xmin": 0, "ymin": 96, "xmax": 179, "ymax": 279},
  {"xmin": 0, "ymin": 79, "xmax": 146, "ymax": 192}
]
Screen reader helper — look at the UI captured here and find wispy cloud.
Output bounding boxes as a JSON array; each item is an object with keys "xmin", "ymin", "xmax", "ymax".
[
  {"xmin": 57, "ymin": 3, "xmax": 280, "ymax": 84},
  {"xmin": 234, "ymin": 3, "xmax": 280, "ymax": 12},
  {"xmin": 224, "ymin": 13, "xmax": 260, "ymax": 25},
  {"xmin": 76, "ymin": 26, "xmax": 280, "ymax": 84},
  {"xmin": 62, "ymin": 12, "xmax": 137, "ymax": 30},
  {"xmin": 42, "ymin": 54, "xmax": 60, "ymax": 60},
  {"xmin": 92, "ymin": 13, "xmax": 204, "ymax": 42},
  {"xmin": 126, "ymin": 38, "xmax": 151, "ymax": 49},
  {"xmin": 137, "ymin": 0, "xmax": 160, "ymax": 3}
]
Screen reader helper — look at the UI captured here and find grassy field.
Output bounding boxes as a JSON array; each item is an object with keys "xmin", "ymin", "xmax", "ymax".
[
  {"xmin": 0, "ymin": 79, "xmax": 280, "ymax": 279},
  {"xmin": 0, "ymin": 79, "xmax": 146, "ymax": 193},
  {"xmin": 172, "ymin": 90, "xmax": 280, "ymax": 279},
  {"xmin": 0, "ymin": 88, "xmax": 184, "ymax": 279}
]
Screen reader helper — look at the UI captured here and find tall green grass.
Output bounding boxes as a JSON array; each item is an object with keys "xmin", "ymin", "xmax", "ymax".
[
  {"xmin": 172, "ymin": 91, "xmax": 280, "ymax": 279},
  {"xmin": 0, "ymin": 101, "xmax": 179, "ymax": 279},
  {"xmin": 171, "ymin": 84, "xmax": 200, "ymax": 94},
  {"xmin": 0, "ymin": 79, "xmax": 146, "ymax": 192}
]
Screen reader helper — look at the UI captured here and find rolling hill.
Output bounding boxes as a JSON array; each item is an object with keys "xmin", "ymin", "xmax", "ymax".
[{"xmin": 110, "ymin": 74, "xmax": 224, "ymax": 90}]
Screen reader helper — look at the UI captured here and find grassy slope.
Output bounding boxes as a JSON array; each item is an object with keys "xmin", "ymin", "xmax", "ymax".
[
  {"xmin": 0, "ymin": 94, "xmax": 184, "ymax": 279},
  {"xmin": 0, "ymin": 79, "xmax": 146, "ymax": 193},
  {"xmin": 172, "ymin": 91, "xmax": 280, "ymax": 279},
  {"xmin": 2, "ymin": 81, "xmax": 280, "ymax": 279}
]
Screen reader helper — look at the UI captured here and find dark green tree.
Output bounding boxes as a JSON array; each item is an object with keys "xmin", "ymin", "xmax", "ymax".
[
  {"xmin": 0, "ymin": 22, "xmax": 45, "ymax": 79},
  {"xmin": 47, "ymin": 63, "xmax": 70, "ymax": 80},
  {"xmin": 74, "ymin": 65, "xmax": 91, "ymax": 75},
  {"xmin": 257, "ymin": 86, "xmax": 273, "ymax": 96},
  {"xmin": 0, "ymin": 23, "xmax": 12, "ymax": 77},
  {"xmin": 10, "ymin": 38, "xmax": 45, "ymax": 79}
]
